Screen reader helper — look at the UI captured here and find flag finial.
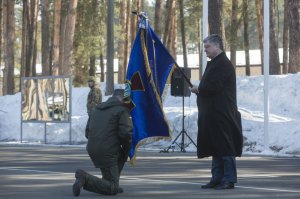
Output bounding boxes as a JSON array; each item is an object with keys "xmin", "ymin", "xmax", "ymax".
[{"xmin": 132, "ymin": 11, "xmax": 148, "ymax": 29}]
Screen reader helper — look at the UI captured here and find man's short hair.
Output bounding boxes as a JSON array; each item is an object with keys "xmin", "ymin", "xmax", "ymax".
[{"xmin": 203, "ymin": 34, "xmax": 224, "ymax": 51}]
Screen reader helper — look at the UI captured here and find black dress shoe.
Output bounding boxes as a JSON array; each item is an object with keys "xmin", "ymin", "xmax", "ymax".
[
  {"xmin": 214, "ymin": 182, "xmax": 234, "ymax": 190},
  {"xmin": 201, "ymin": 181, "xmax": 220, "ymax": 188}
]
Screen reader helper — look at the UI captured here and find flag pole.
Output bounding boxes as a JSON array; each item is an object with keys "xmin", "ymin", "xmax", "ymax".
[{"xmin": 173, "ymin": 62, "xmax": 193, "ymax": 87}]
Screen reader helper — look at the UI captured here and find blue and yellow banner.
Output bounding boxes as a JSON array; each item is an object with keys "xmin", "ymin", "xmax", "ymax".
[{"xmin": 126, "ymin": 15, "xmax": 175, "ymax": 163}]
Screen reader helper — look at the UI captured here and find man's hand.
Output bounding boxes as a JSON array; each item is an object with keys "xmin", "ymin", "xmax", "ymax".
[{"xmin": 190, "ymin": 85, "xmax": 199, "ymax": 94}]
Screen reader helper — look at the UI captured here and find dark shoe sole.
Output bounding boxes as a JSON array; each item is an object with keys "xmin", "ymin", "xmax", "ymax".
[
  {"xmin": 202, "ymin": 186, "xmax": 218, "ymax": 189},
  {"xmin": 214, "ymin": 183, "xmax": 235, "ymax": 190},
  {"xmin": 201, "ymin": 181, "xmax": 220, "ymax": 189}
]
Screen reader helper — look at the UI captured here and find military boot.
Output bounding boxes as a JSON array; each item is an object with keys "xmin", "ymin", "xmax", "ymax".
[{"xmin": 73, "ymin": 169, "xmax": 88, "ymax": 196}]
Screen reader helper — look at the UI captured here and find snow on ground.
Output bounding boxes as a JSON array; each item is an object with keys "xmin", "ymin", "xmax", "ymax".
[{"xmin": 0, "ymin": 74, "xmax": 300, "ymax": 157}]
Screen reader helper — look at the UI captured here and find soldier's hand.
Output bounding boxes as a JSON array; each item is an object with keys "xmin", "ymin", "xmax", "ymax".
[{"xmin": 119, "ymin": 147, "xmax": 129, "ymax": 162}]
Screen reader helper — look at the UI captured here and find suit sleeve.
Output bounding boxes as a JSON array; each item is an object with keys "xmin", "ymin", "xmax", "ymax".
[{"xmin": 85, "ymin": 117, "xmax": 90, "ymax": 139}]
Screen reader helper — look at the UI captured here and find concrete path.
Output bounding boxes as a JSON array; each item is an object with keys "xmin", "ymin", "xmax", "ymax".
[{"xmin": 0, "ymin": 145, "xmax": 299, "ymax": 199}]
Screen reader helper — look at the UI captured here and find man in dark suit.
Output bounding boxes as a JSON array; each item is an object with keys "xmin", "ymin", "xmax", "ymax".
[{"xmin": 191, "ymin": 34, "xmax": 243, "ymax": 190}]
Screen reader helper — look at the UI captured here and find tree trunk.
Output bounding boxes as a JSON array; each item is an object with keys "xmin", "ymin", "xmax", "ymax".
[
  {"xmin": 89, "ymin": 55, "xmax": 96, "ymax": 76},
  {"xmin": 230, "ymin": 0, "xmax": 238, "ymax": 67},
  {"xmin": 1, "ymin": 0, "xmax": 8, "ymax": 81},
  {"xmin": 179, "ymin": 0, "xmax": 187, "ymax": 68},
  {"xmin": 52, "ymin": 0, "xmax": 61, "ymax": 76},
  {"xmin": 41, "ymin": 0, "xmax": 50, "ymax": 76},
  {"xmin": 98, "ymin": 0, "xmax": 106, "ymax": 82},
  {"xmin": 163, "ymin": 0, "xmax": 174, "ymax": 46},
  {"xmin": 269, "ymin": 0, "xmax": 280, "ymax": 75},
  {"xmin": 166, "ymin": 0, "xmax": 176, "ymax": 56},
  {"xmin": 106, "ymin": 0, "xmax": 114, "ymax": 95},
  {"xmin": 30, "ymin": 0, "xmax": 38, "ymax": 77},
  {"xmin": 20, "ymin": 0, "xmax": 27, "ymax": 78},
  {"xmin": 100, "ymin": 51, "xmax": 105, "ymax": 82},
  {"xmin": 154, "ymin": 0, "xmax": 162, "ymax": 38},
  {"xmin": 118, "ymin": 0, "xmax": 126, "ymax": 83},
  {"xmin": 32, "ymin": 27, "xmax": 37, "ymax": 77},
  {"xmin": 63, "ymin": 0, "xmax": 78, "ymax": 76},
  {"xmin": 255, "ymin": 0, "xmax": 264, "ymax": 74},
  {"xmin": 24, "ymin": 0, "xmax": 31, "ymax": 77},
  {"xmin": 89, "ymin": 0, "xmax": 99, "ymax": 78},
  {"xmin": 288, "ymin": 0, "xmax": 300, "ymax": 73},
  {"xmin": 208, "ymin": 0, "xmax": 225, "ymax": 50},
  {"xmin": 282, "ymin": 0, "xmax": 289, "ymax": 74},
  {"xmin": 140, "ymin": 0, "xmax": 144, "ymax": 10},
  {"xmin": 59, "ymin": 1, "xmax": 68, "ymax": 75},
  {"xmin": 170, "ymin": 4, "xmax": 177, "ymax": 59},
  {"xmin": 2, "ymin": 0, "xmax": 6, "ymax": 95},
  {"xmin": 123, "ymin": 0, "xmax": 131, "ymax": 80},
  {"xmin": 0, "ymin": 0, "xmax": 2, "ymax": 78},
  {"xmin": 130, "ymin": 0, "xmax": 139, "ymax": 45},
  {"xmin": 24, "ymin": 0, "xmax": 38, "ymax": 77},
  {"xmin": 197, "ymin": 17, "xmax": 202, "ymax": 79},
  {"xmin": 243, "ymin": 0, "xmax": 250, "ymax": 76},
  {"xmin": 4, "ymin": 0, "xmax": 15, "ymax": 94}
]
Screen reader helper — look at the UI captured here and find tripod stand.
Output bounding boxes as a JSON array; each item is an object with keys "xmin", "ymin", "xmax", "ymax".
[{"xmin": 163, "ymin": 94, "xmax": 197, "ymax": 152}]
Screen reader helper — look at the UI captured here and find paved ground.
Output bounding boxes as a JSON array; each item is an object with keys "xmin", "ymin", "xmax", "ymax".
[{"xmin": 0, "ymin": 144, "xmax": 299, "ymax": 199}]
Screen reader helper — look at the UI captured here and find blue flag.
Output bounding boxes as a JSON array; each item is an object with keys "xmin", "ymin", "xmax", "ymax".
[{"xmin": 126, "ymin": 16, "xmax": 175, "ymax": 163}]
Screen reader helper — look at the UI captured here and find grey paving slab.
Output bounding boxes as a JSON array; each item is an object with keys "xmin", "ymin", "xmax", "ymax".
[{"xmin": 0, "ymin": 144, "xmax": 299, "ymax": 199}]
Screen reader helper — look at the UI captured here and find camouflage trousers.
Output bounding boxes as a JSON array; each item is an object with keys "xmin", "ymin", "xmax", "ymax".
[{"xmin": 83, "ymin": 161, "xmax": 125, "ymax": 195}]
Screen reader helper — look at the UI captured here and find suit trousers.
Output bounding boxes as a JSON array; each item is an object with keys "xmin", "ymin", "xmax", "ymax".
[{"xmin": 211, "ymin": 156, "xmax": 237, "ymax": 183}]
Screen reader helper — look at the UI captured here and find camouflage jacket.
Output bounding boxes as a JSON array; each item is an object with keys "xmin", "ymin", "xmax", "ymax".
[{"xmin": 87, "ymin": 87, "xmax": 102, "ymax": 115}]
